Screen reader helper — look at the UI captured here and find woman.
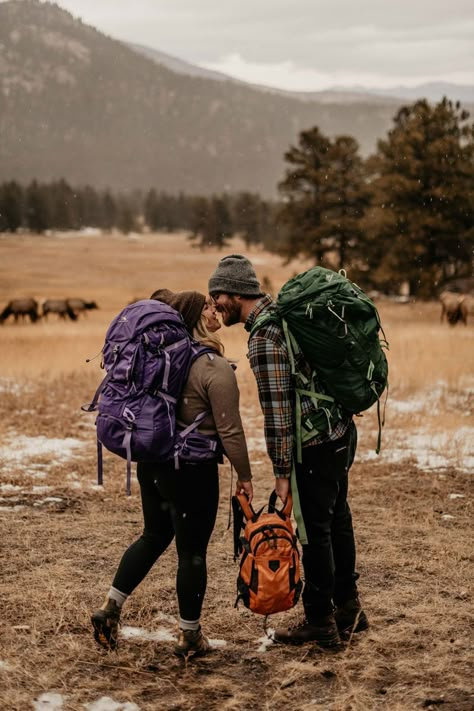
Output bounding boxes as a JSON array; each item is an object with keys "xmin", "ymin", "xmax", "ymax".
[{"xmin": 91, "ymin": 290, "xmax": 253, "ymax": 657}]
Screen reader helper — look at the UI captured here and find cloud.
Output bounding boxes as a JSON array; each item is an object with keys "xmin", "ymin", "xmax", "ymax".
[
  {"xmin": 200, "ymin": 53, "xmax": 473, "ymax": 91},
  {"xmin": 45, "ymin": 1, "xmax": 474, "ymax": 89}
]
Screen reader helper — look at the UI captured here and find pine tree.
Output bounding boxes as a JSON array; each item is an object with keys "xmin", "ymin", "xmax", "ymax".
[
  {"xmin": 369, "ymin": 98, "xmax": 474, "ymax": 296},
  {"xmin": 189, "ymin": 195, "xmax": 232, "ymax": 249},
  {"xmin": 233, "ymin": 192, "xmax": 265, "ymax": 248},
  {"xmin": 0, "ymin": 181, "xmax": 24, "ymax": 232},
  {"xmin": 278, "ymin": 128, "xmax": 369, "ymax": 268},
  {"xmin": 25, "ymin": 180, "xmax": 51, "ymax": 233}
]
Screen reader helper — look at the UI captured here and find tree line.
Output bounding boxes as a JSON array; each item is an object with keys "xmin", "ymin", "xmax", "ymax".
[
  {"xmin": 0, "ymin": 98, "xmax": 472, "ymax": 297},
  {"xmin": 0, "ymin": 180, "xmax": 275, "ymax": 251}
]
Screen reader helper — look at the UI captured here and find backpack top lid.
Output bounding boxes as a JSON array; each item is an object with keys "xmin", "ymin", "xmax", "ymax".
[{"xmin": 104, "ymin": 299, "xmax": 186, "ymax": 343}]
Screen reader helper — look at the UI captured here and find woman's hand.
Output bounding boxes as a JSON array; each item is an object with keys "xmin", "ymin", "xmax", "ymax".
[{"xmin": 235, "ymin": 479, "xmax": 253, "ymax": 503}]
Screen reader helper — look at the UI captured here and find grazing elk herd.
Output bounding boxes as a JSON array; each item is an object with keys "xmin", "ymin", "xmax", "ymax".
[
  {"xmin": 0, "ymin": 298, "xmax": 98, "ymax": 324},
  {"xmin": 1, "ymin": 291, "xmax": 472, "ymax": 326}
]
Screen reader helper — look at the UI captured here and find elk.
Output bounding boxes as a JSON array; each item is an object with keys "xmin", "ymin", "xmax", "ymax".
[
  {"xmin": 459, "ymin": 295, "xmax": 473, "ymax": 325},
  {"xmin": 0, "ymin": 298, "xmax": 40, "ymax": 324},
  {"xmin": 42, "ymin": 299, "xmax": 78, "ymax": 321},
  {"xmin": 439, "ymin": 291, "xmax": 465, "ymax": 326},
  {"xmin": 66, "ymin": 298, "xmax": 99, "ymax": 317}
]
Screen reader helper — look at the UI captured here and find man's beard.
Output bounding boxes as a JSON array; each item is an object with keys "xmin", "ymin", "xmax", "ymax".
[{"xmin": 222, "ymin": 298, "xmax": 242, "ymax": 326}]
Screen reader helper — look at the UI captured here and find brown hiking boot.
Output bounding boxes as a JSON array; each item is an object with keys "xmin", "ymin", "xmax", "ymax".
[
  {"xmin": 335, "ymin": 597, "xmax": 369, "ymax": 636},
  {"xmin": 174, "ymin": 627, "xmax": 210, "ymax": 657},
  {"xmin": 273, "ymin": 615, "xmax": 342, "ymax": 648},
  {"xmin": 91, "ymin": 598, "xmax": 121, "ymax": 650}
]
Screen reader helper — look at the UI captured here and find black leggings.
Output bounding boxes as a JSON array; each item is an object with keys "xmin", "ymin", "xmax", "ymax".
[{"xmin": 112, "ymin": 459, "xmax": 219, "ymax": 621}]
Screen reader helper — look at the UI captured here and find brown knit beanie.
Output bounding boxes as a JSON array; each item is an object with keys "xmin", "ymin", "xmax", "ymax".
[{"xmin": 150, "ymin": 288, "xmax": 206, "ymax": 332}]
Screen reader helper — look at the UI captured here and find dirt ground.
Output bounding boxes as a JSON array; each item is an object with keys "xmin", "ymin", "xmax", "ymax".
[{"xmin": 0, "ymin": 233, "xmax": 473, "ymax": 710}]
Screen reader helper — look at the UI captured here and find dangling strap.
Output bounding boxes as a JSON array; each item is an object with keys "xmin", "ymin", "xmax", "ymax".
[
  {"xmin": 122, "ymin": 428, "xmax": 133, "ymax": 496},
  {"xmin": 231, "ymin": 494, "xmax": 244, "ymax": 560},
  {"xmin": 227, "ymin": 464, "xmax": 234, "ymax": 530},
  {"xmin": 97, "ymin": 439, "xmax": 103, "ymax": 487},
  {"xmin": 81, "ymin": 369, "xmax": 113, "ymax": 412},
  {"xmin": 290, "ymin": 462, "xmax": 308, "ymax": 545}
]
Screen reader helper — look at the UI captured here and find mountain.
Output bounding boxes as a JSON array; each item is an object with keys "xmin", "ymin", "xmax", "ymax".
[
  {"xmin": 0, "ymin": 1, "xmax": 471, "ymax": 196},
  {"xmin": 128, "ymin": 44, "xmax": 472, "ymax": 107}
]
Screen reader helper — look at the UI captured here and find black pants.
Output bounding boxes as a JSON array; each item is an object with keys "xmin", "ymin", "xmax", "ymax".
[
  {"xmin": 112, "ymin": 459, "xmax": 219, "ymax": 621},
  {"xmin": 296, "ymin": 422, "xmax": 359, "ymax": 620}
]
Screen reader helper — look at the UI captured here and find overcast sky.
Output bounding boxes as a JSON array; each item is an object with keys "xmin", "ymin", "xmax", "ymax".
[{"xmin": 42, "ymin": 0, "xmax": 474, "ymax": 90}]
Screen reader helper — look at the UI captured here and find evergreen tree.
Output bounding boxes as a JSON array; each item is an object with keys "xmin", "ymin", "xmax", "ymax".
[
  {"xmin": 80, "ymin": 185, "xmax": 103, "ymax": 228},
  {"xmin": 144, "ymin": 188, "xmax": 160, "ymax": 230},
  {"xmin": 189, "ymin": 195, "xmax": 232, "ymax": 249},
  {"xmin": 233, "ymin": 192, "xmax": 265, "ymax": 248},
  {"xmin": 0, "ymin": 181, "xmax": 24, "ymax": 232},
  {"xmin": 277, "ymin": 128, "xmax": 369, "ymax": 268},
  {"xmin": 101, "ymin": 190, "xmax": 117, "ymax": 231},
  {"xmin": 369, "ymin": 98, "xmax": 474, "ymax": 296},
  {"xmin": 50, "ymin": 179, "xmax": 76, "ymax": 230},
  {"xmin": 25, "ymin": 180, "xmax": 51, "ymax": 233}
]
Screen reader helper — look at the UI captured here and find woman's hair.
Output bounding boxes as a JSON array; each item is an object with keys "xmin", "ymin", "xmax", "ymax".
[{"xmin": 193, "ymin": 314, "xmax": 225, "ymax": 356}]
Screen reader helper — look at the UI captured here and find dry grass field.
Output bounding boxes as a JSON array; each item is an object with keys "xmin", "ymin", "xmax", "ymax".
[{"xmin": 0, "ymin": 232, "xmax": 473, "ymax": 711}]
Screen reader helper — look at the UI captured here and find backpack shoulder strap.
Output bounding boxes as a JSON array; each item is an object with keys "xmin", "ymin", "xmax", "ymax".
[{"xmin": 248, "ymin": 310, "xmax": 281, "ymax": 339}]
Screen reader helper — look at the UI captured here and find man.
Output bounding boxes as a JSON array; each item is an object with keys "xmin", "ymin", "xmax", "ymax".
[{"xmin": 209, "ymin": 254, "xmax": 368, "ymax": 648}]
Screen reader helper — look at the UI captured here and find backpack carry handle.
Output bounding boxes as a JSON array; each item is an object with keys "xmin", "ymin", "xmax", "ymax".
[
  {"xmin": 235, "ymin": 490, "xmax": 293, "ymax": 522},
  {"xmin": 268, "ymin": 490, "xmax": 293, "ymax": 518},
  {"xmin": 235, "ymin": 492, "xmax": 256, "ymax": 521}
]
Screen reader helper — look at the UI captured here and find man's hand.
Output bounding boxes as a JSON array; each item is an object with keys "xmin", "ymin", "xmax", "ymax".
[
  {"xmin": 274, "ymin": 476, "xmax": 290, "ymax": 504},
  {"xmin": 235, "ymin": 479, "xmax": 253, "ymax": 503}
]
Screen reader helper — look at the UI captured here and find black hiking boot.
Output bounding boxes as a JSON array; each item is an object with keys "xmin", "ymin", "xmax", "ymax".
[
  {"xmin": 335, "ymin": 597, "xmax": 369, "ymax": 637},
  {"xmin": 91, "ymin": 598, "xmax": 121, "ymax": 650},
  {"xmin": 274, "ymin": 614, "xmax": 342, "ymax": 649},
  {"xmin": 174, "ymin": 627, "xmax": 210, "ymax": 657}
]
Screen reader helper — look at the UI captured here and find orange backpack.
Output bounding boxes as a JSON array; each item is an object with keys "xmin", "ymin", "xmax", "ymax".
[{"xmin": 233, "ymin": 491, "xmax": 302, "ymax": 616}]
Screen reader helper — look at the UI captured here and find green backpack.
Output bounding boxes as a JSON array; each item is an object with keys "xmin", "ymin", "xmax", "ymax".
[{"xmin": 251, "ymin": 266, "xmax": 389, "ymax": 454}]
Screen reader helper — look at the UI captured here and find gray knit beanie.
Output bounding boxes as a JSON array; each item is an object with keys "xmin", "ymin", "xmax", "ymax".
[{"xmin": 208, "ymin": 254, "xmax": 262, "ymax": 297}]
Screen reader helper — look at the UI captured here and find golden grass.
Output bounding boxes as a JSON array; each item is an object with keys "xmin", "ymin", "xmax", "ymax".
[{"xmin": 0, "ymin": 232, "xmax": 473, "ymax": 710}]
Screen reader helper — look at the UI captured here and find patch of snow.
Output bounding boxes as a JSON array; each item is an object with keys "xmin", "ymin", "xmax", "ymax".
[
  {"xmin": 32, "ymin": 692, "xmax": 64, "ymax": 710},
  {"xmin": 84, "ymin": 698, "xmax": 140, "ymax": 711},
  {"xmin": 120, "ymin": 625, "xmax": 175, "ymax": 642},
  {"xmin": 0, "ymin": 484, "xmax": 22, "ymax": 492},
  {"xmin": 209, "ymin": 638, "xmax": 227, "ymax": 649},
  {"xmin": 34, "ymin": 497, "xmax": 64, "ymax": 506},
  {"xmin": 0, "ymin": 660, "xmax": 11, "ymax": 670},
  {"xmin": 0, "ymin": 435, "xmax": 85, "ymax": 471},
  {"xmin": 359, "ymin": 427, "xmax": 474, "ymax": 473},
  {"xmin": 442, "ymin": 514, "xmax": 456, "ymax": 520},
  {"xmin": 0, "ymin": 505, "xmax": 25, "ymax": 512},
  {"xmin": 256, "ymin": 628, "xmax": 275, "ymax": 652},
  {"xmin": 448, "ymin": 493, "xmax": 465, "ymax": 500}
]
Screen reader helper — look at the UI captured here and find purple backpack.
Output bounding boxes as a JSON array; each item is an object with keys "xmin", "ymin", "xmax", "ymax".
[{"xmin": 83, "ymin": 299, "xmax": 221, "ymax": 494}]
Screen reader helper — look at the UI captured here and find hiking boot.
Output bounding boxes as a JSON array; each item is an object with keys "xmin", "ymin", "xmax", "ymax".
[
  {"xmin": 273, "ymin": 615, "xmax": 342, "ymax": 648},
  {"xmin": 335, "ymin": 597, "xmax": 369, "ymax": 636},
  {"xmin": 174, "ymin": 627, "xmax": 210, "ymax": 657},
  {"xmin": 91, "ymin": 598, "xmax": 121, "ymax": 650}
]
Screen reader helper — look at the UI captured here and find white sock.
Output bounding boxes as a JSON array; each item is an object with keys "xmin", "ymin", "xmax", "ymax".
[
  {"xmin": 179, "ymin": 617, "xmax": 200, "ymax": 632},
  {"xmin": 107, "ymin": 587, "xmax": 128, "ymax": 608}
]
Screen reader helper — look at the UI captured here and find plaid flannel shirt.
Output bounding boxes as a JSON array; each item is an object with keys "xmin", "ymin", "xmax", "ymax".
[{"xmin": 245, "ymin": 295, "xmax": 350, "ymax": 478}]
